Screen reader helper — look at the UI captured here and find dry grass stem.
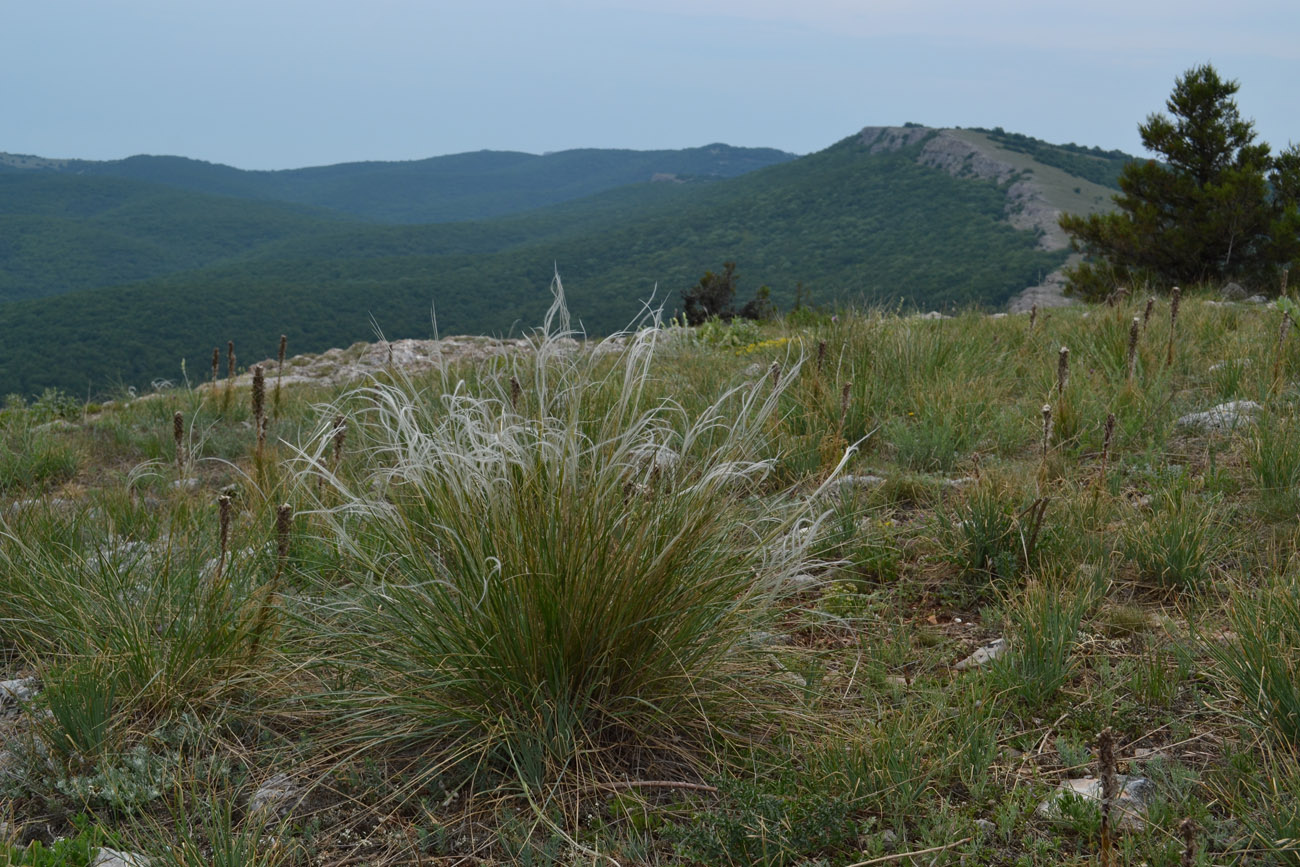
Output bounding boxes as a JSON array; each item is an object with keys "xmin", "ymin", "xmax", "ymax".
[
  {"xmin": 1166, "ymin": 287, "xmax": 1182, "ymax": 367},
  {"xmin": 173, "ymin": 410, "xmax": 185, "ymax": 476},
  {"xmin": 1041, "ymin": 403, "xmax": 1052, "ymax": 459},
  {"xmin": 216, "ymin": 493, "xmax": 232, "ymax": 584},
  {"xmin": 274, "ymin": 333, "xmax": 287, "ymax": 418},
  {"xmin": 1127, "ymin": 316, "xmax": 1140, "ymax": 382},
  {"xmin": 1098, "ymin": 727, "xmax": 1117, "ymax": 867}
]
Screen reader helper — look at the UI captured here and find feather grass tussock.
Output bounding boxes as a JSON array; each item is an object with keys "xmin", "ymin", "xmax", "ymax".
[{"xmin": 294, "ymin": 276, "xmax": 837, "ymax": 786}]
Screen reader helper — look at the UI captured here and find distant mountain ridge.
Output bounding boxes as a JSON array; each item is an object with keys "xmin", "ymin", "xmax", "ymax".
[
  {"xmin": 0, "ymin": 126, "xmax": 1138, "ymax": 397},
  {"xmin": 0, "ymin": 144, "xmax": 796, "ymax": 223}
]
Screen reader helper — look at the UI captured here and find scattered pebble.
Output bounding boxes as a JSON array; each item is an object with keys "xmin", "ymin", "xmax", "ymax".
[
  {"xmin": 91, "ymin": 849, "xmax": 151, "ymax": 867},
  {"xmin": 1037, "ymin": 775, "xmax": 1152, "ymax": 830},
  {"xmin": 249, "ymin": 772, "xmax": 300, "ymax": 818},
  {"xmin": 954, "ymin": 638, "xmax": 1006, "ymax": 670},
  {"xmin": 0, "ymin": 678, "xmax": 39, "ymax": 715},
  {"xmin": 1175, "ymin": 400, "xmax": 1261, "ymax": 433}
]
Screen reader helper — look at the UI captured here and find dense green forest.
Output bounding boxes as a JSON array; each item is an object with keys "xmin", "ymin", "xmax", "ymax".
[
  {"xmin": 0, "ymin": 135, "xmax": 1074, "ymax": 397},
  {"xmin": 0, "ymin": 174, "xmax": 352, "ymax": 301},
  {"xmin": 2, "ymin": 144, "xmax": 794, "ymax": 223}
]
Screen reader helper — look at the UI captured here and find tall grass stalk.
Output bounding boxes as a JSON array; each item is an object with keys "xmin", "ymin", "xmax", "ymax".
[
  {"xmin": 1127, "ymin": 316, "xmax": 1140, "ymax": 382},
  {"xmin": 274, "ymin": 333, "xmax": 287, "ymax": 419},
  {"xmin": 1166, "ymin": 287, "xmax": 1182, "ymax": 367}
]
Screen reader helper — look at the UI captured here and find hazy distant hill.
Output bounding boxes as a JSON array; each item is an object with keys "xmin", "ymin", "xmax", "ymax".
[
  {"xmin": 0, "ymin": 173, "xmax": 352, "ymax": 302},
  {"xmin": 0, "ymin": 127, "xmax": 1136, "ymax": 396},
  {"xmin": 0, "ymin": 145, "xmax": 795, "ymax": 224}
]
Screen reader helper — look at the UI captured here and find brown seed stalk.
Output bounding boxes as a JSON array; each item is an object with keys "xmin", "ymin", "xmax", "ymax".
[
  {"xmin": 1057, "ymin": 346, "xmax": 1070, "ymax": 396},
  {"xmin": 275, "ymin": 503, "xmax": 292, "ymax": 570},
  {"xmin": 1127, "ymin": 316, "xmax": 1140, "ymax": 382},
  {"xmin": 1143, "ymin": 296, "xmax": 1155, "ymax": 331},
  {"xmin": 1166, "ymin": 286, "xmax": 1181, "ymax": 367},
  {"xmin": 331, "ymin": 415, "xmax": 346, "ymax": 474},
  {"xmin": 816, "ymin": 339, "xmax": 827, "ymax": 373},
  {"xmin": 509, "ymin": 375, "xmax": 522, "ymax": 411},
  {"xmin": 274, "ymin": 334, "xmax": 287, "ymax": 418},
  {"xmin": 252, "ymin": 364, "xmax": 266, "ymax": 460},
  {"xmin": 1282, "ymin": 266, "xmax": 1291, "ymax": 299},
  {"xmin": 251, "ymin": 503, "xmax": 293, "ymax": 657},
  {"xmin": 216, "ymin": 494, "xmax": 232, "ymax": 583},
  {"xmin": 1179, "ymin": 818, "xmax": 1198, "ymax": 867},
  {"xmin": 839, "ymin": 382, "xmax": 851, "ymax": 428},
  {"xmin": 211, "ymin": 347, "xmax": 220, "ymax": 384},
  {"xmin": 1098, "ymin": 727, "xmax": 1118, "ymax": 867},
  {"xmin": 768, "ymin": 361, "xmax": 781, "ymax": 388},
  {"xmin": 227, "ymin": 340, "xmax": 236, "ymax": 380},
  {"xmin": 1041, "ymin": 403, "xmax": 1052, "ymax": 459},
  {"xmin": 1029, "ymin": 304, "xmax": 1038, "ymax": 330},
  {"xmin": 173, "ymin": 411, "xmax": 185, "ymax": 476}
]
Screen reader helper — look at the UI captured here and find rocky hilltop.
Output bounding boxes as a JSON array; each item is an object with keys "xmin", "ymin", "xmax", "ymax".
[{"xmin": 857, "ymin": 126, "xmax": 1117, "ymax": 310}]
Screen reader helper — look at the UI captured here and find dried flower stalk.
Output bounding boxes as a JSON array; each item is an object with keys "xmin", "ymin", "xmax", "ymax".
[
  {"xmin": 1127, "ymin": 316, "xmax": 1140, "ymax": 382},
  {"xmin": 173, "ymin": 411, "xmax": 185, "ymax": 476},
  {"xmin": 252, "ymin": 364, "xmax": 267, "ymax": 462},
  {"xmin": 1179, "ymin": 818, "xmax": 1198, "ymax": 867},
  {"xmin": 274, "ymin": 334, "xmax": 287, "ymax": 418},
  {"xmin": 1166, "ymin": 287, "xmax": 1182, "ymax": 367},
  {"xmin": 1098, "ymin": 727, "xmax": 1118, "ymax": 867},
  {"xmin": 216, "ymin": 494, "xmax": 232, "ymax": 583}
]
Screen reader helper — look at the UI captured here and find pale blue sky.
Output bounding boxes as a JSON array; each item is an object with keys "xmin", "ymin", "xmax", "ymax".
[{"xmin": 3, "ymin": 0, "xmax": 1297, "ymax": 169}]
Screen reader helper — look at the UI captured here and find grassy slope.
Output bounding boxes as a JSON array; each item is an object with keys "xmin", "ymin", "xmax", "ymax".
[
  {"xmin": 1, "ymin": 295, "xmax": 1298, "ymax": 864},
  {"xmin": 950, "ymin": 129, "xmax": 1120, "ymax": 218},
  {"xmin": 0, "ymin": 135, "xmax": 1076, "ymax": 396}
]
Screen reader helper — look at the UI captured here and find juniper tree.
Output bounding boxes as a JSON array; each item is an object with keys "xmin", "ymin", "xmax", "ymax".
[{"xmin": 1060, "ymin": 64, "xmax": 1300, "ymax": 298}]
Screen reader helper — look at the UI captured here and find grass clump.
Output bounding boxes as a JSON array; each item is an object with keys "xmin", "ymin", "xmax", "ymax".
[
  {"xmin": 1124, "ymin": 487, "xmax": 1226, "ymax": 590},
  {"xmin": 301, "ymin": 282, "xmax": 827, "ymax": 787},
  {"xmin": 1212, "ymin": 572, "xmax": 1300, "ymax": 746}
]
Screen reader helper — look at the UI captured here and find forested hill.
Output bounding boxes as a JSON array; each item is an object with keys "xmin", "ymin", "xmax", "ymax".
[
  {"xmin": 0, "ymin": 144, "xmax": 796, "ymax": 224},
  {"xmin": 0, "ymin": 127, "xmax": 1133, "ymax": 397}
]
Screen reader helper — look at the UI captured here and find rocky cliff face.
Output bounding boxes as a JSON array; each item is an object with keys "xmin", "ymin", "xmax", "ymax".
[{"xmin": 857, "ymin": 126, "xmax": 1082, "ymax": 311}]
